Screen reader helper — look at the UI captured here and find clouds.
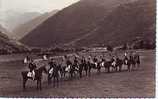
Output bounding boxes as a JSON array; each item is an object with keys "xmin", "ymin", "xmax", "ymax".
[{"xmin": 1, "ymin": 0, "xmax": 80, "ymax": 12}]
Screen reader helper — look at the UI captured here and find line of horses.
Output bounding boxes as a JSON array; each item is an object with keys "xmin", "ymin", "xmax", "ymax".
[{"xmin": 21, "ymin": 53, "xmax": 140, "ymax": 90}]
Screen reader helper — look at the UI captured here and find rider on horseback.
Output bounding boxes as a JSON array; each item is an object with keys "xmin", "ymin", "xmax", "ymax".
[
  {"xmin": 134, "ymin": 52, "xmax": 140, "ymax": 68},
  {"xmin": 111, "ymin": 56, "xmax": 116, "ymax": 67},
  {"xmin": 28, "ymin": 61, "xmax": 37, "ymax": 80},
  {"xmin": 124, "ymin": 52, "xmax": 128, "ymax": 65},
  {"xmin": 73, "ymin": 57, "xmax": 79, "ymax": 71},
  {"xmin": 93, "ymin": 56, "xmax": 98, "ymax": 68},
  {"xmin": 65, "ymin": 56, "xmax": 72, "ymax": 72},
  {"xmin": 24, "ymin": 56, "xmax": 32, "ymax": 64},
  {"xmin": 48, "ymin": 59, "xmax": 56, "ymax": 75}
]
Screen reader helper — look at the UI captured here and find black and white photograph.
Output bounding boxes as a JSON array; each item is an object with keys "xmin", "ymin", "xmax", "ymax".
[{"xmin": 0, "ymin": 0, "xmax": 156, "ymax": 98}]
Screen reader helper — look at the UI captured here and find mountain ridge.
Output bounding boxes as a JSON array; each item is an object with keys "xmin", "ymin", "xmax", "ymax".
[{"xmin": 21, "ymin": 0, "xmax": 155, "ymax": 48}]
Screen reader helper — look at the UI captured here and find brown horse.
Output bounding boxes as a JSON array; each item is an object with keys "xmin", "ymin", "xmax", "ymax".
[{"xmin": 21, "ymin": 66, "xmax": 47, "ymax": 90}]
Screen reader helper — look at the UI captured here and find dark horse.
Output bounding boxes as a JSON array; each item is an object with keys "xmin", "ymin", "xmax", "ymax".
[
  {"xmin": 103, "ymin": 59, "xmax": 119, "ymax": 73},
  {"xmin": 78, "ymin": 60, "xmax": 84, "ymax": 78},
  {"xmin": 123, "ymin": 57, "xmax": 134, "ymax": 71},
  {"xmin": 69, "ymin": 63, "xmax": 79, "ymax": 79},
  {"xmin": 21, "ymin": 66, "xmax": 47, "ymax": 90},
  {"xmin": 115, "ymin": 58, "xmax": 124, "ymax": 72},
  {"xmin": 104, "ymin": 60, "xmax": 113, "ymax": 73},
  {"xmin": 87, "ymin": 61, "xmax": 100, "ymax": 76},
  {"xmin": 48, "ymin": 64, "xmax": 61, "ymax": 87}
]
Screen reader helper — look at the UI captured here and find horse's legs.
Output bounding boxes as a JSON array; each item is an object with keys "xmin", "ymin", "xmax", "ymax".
[
  {"xmin": 107, "ymin": 66, "xmax": 110, "ymax": 73},
  {"xmin": 70, "ymin": 72, "xmax": 72, "ymax": 79},
  {"xmin": 137, "ymin": 63, "xmax": 140, "ymax": 69},
  {"xmin": 53, "ymin": 77, "xmax": 55, "ymax": 87},
  {"xmin": 132, "ymin": 64, "xmax": 135, "ymax": 70},
  {"xmin": 39, "ymin": 80, "xmax": 42, "ymax": 90},
  {"xmin": 23, "ymin": 78, "xmax": 27, "ymax": 90},
  {"xmin": 127, "ymin": 65, "xmax": 129, "ymax": 71},
  {"xmin": 37, "ymin": 80, "xmax": 39, "ymax": 90},
  {"xmin": 116, "ymin": 66, "xmax": 118, "ymax": 72},
  {"xmin": 88, "ymin": 68, "xmax": 91, "ymax": 76},
  {"xmin": 57, "ymin": 76, "xmax": 59, "ymax": 87},
  {"xmin": 119, "ymin": 65, "xmax": 122, "ymax": 72},
  {"xmin": 86, "ymin": 70, "xmax": 88, "ymax": 76},
  {"xmin": 79, "ymin": 70, "xmax": 82, "ymax": 78},
  {"xmin": 48, "ymin": 74, "xmax": 52, "ymax": 85},
  {"xmin": 128, "ymin": 64, "xmax": 131, "ymax": 72},
  {"xmin": 47, "ymin": 76, "xmax": 49, "ymax": 85},
  {"xmin": 97, "ymin": 67, "xmax": 101, "ymax": 74},
  {"xmin": 80, "ymin": 68, "xmax": 83, "ymax": 78},
  {"xmin": 60, "ymin": 72, "xmax": 63, "ymax": 81},
  {"xmin": 104, "ymin": 66, "xmax": 107, "ymax": 72},
  {"xmin": 114, "ymin": 66, "xmax": 117, "ymax": 72}
]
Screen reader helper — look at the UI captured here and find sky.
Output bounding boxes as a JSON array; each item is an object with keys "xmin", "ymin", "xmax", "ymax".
[
  {"xmin": 1, "ymin": 0, "xmax": 80, "ymax": 13},
  {"xmin": 0, "ymin": 0, "xmax": 80, "ymax": 30}
]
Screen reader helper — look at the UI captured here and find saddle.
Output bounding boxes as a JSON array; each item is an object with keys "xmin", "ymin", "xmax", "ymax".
[
  {"xmin": 75, "ymin": 66, "xmax": 79, "ymax": 71},
  {"xmin": 94, "ymin": 62, "xmax": 97, "ymax": 66},
  {"xmin": 24, "ymin": 58, "xmax": 28, "ymax": 64},
  {"xmin": 112, "ymin": 61, "xmax": 116, "ymax": 66},
  {"xmin": 49, "ymin": 68, "xmax": 54, "ymax": 74},
  {"xmin": 101, "ymin": 62, "xmax": 105, "ymax": 67},
  {"xmin": 27, "ymin": 70, "xmax": 35, "ymax": 80},
  {"xmin": 65, "ymin": 65, "xmax": 71, "ymax": 72},
  {"xmin": 124, "ymin": 60, "xmax": 128, "ymax": 65}
]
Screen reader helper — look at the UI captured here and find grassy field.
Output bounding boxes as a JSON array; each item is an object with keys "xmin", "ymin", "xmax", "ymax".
[{"xmin": 0, "ymin": 50, "xmax": 155, "ymax": 97}]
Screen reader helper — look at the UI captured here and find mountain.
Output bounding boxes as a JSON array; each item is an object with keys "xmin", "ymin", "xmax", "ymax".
[
  {"xmin": 72, "ymin": 0, "xmax": 156, "ymax": 46},
  {"xmin": 13, "ymin": 10, "xmax": 59, "ymax": 40},
  {"xmin": 0, "ymin": 24, "xmax": 16, "ymax": 39},
  {"xmin": 0, "ymin": 25, "xmax": 11, "ymax": 40},
  {"xmin": 21, "ymin": 0, "xmax": 155, "ymax": 48},
  {"xmin": 0, "ymin": 11, "xmax": 41, "ymax": 31},
  {"xmin": 0, "ymin": 25, "xmax": 28, "ymax": 53}
]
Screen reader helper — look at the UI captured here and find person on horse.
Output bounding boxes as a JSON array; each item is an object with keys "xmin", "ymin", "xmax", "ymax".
[
  {"xmin": 43, "ymin": 54, "xmax": 48, "ymax": 60},
  {"xmin": 65, "ymin": 56, "xmax": 72, "ymax": 72},
  {"xmin": 61, "ymin": 56, "xmax": 67, "ymax": 68},
  {"xmin": 100, "ymin": 56, "xmax": 106, "ymax": 67},
  {"xmin": 73, "ymin": 56, "xmax": 79, "ymax": 71},
  {"xmin": 28, "ymin": 61, "xmax": 37, "ymax": 80},
  {"xmin": 129, "ymin": 52, "xmax": 136, "ymax": 69},
  {"xmin": 93, "ymin": 56, "xmax": 98, "ymax": 68},
  {"xmin": 24, "ymin": 56, "xmax": 32, "ymax": 64},
  {"xmin": 134, "ymin": 52, "xmax": 140, "ymax": 68},
  {"xmin": 111, "ymin": 56, "xmax": 116, "ymax": 68},
  {"xmin": 78, "ymin": 56, "xmax": 85, "ymax": 77},
  {"xmin": 48, "ymin": 59, "xmax": 56, "ymax": 75},
  {"xmin": 124, "ymin": 52, "xmax": 129, "ymax": 65}
]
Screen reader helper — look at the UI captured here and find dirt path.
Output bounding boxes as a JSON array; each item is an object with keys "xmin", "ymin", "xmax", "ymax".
[{"xmin": 0, "ymin": 50, "xmax": 155, "ymax": 97}]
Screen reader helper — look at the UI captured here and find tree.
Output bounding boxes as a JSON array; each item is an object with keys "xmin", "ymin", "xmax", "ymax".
[
  {"xmin": 122, "ymin": 43, "xmax": 128, "ymax": 50},
  {"xmin": 107, "ymin": 45, "xmax": 113, "ymax": 52}
]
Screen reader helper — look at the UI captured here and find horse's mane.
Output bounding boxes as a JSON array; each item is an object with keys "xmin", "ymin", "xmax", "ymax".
[{"xmin": 36, "ymin": 66, "xmax": 46, "ymax": 71}]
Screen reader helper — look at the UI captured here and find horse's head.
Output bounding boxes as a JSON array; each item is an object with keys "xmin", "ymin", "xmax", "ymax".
[{"xmin": 39, "ymin": 66, "xmax": 48, "ymax": 74}]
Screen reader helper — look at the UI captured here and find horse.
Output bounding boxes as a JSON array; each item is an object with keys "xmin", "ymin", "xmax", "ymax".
[
  {"xmin": 59, "ymin": 64, "xmax": 71, "ymax": 79},
  {"xmin": 69, "ymin": 63, "xmax": 80, "ymax": 79},
  {"xmin": 87, "ymin": 61, "xmax": 100, "ymax": 76},
  {"xmin": 83, "ymin": 61, "xmax": 89, "ymax": 76},
  {"xmin": 123, "ymin": 57, "xmax": 133, "ymax": 71},
  {"xmin": 103, "ymin": 60, "xmax": 113, "ymax": 73},
  {"xmin": 103, "ymin": 58, "xmax": 119, "ymax": 73},
  {"xmin": 48, "ymin": 64, "xmax": 61, "ymax": 87},
  {"xmin": 59, "ymin": 63, "xmax": 79, "ymax": 80},
  {"xmin": 78, "ymin": 62, "xmax": 84, "ymax": 78},
  {"xmin": 134, "ymin": 54, "xmax": 140, "ymax": 69},
  {"xmin": 21, "ymin": 66, "xmax": 47, "ymax": 90},
  {"xmin": 96, "ymin": 61, "xmax": 102, "ymax": 73},
  {"xmin": 115, "ymin": 58, "xmax": 124, "ymax": 72}
]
